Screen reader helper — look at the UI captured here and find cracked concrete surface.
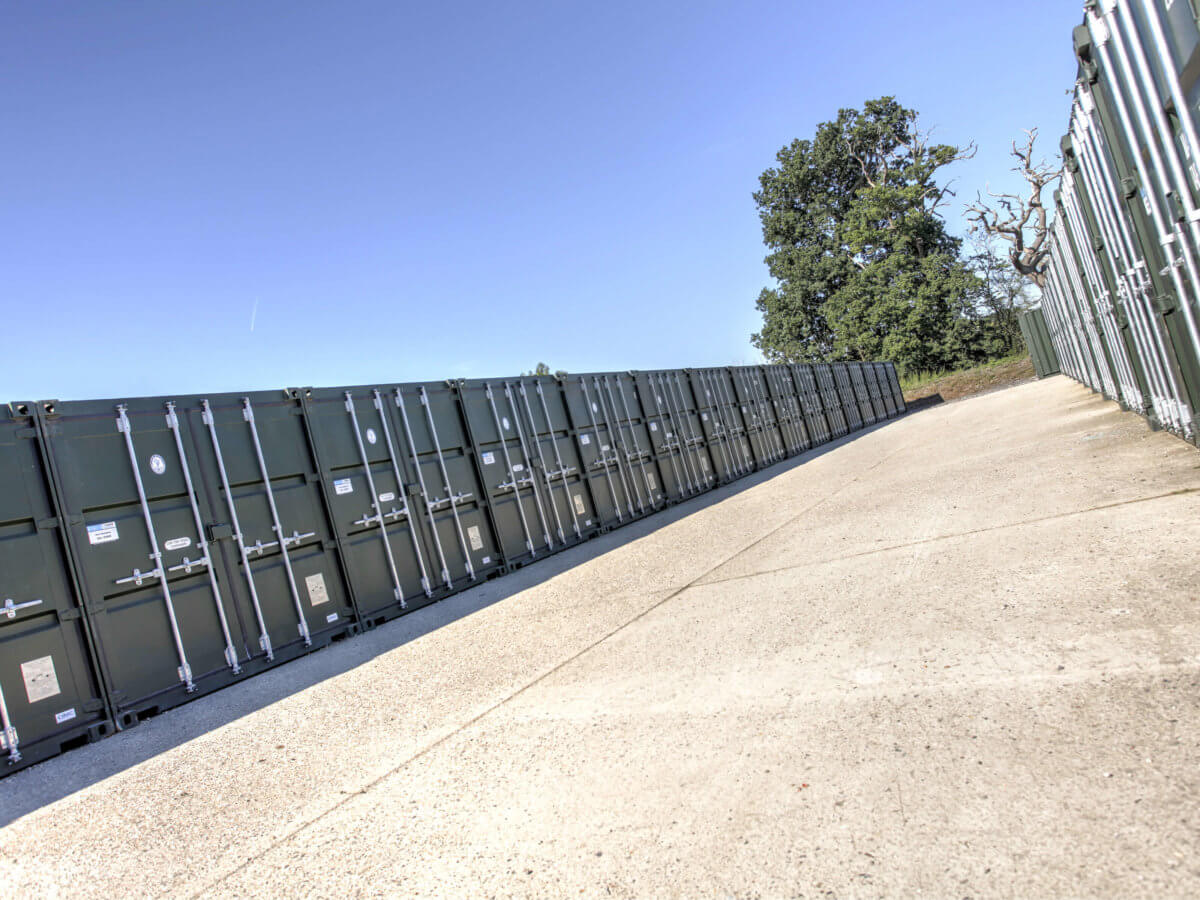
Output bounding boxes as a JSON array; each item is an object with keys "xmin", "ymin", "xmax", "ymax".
[{"xmin": 1, "ymin": 375, "xmax": 1198, "ymax": 898}]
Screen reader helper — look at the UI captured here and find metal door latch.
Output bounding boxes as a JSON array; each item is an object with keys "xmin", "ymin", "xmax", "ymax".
[
  {"xmin": 2, "ymin": 597, "xmax": 43, "ymax": 619},
  {"xmin": 167, "ymin": 556, "xmax": 211, "ymax": 575},
  {"xmin": 116, "ymin": 566, "xmax": 164, "ymax": 587}
]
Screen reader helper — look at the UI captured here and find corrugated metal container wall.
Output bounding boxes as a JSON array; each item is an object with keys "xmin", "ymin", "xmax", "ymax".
[
  {"xmin": 2, "ymin": 360, "xmax": 905, "ymax": 775},
  {"xmin": 1040, "ymin": 1, "xmax": 1200, "ymax": 444}
]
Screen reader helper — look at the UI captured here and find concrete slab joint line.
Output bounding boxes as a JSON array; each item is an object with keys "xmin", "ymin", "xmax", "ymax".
[
  {"xmin": 698, "ymin": 486, "xmax": 1200, "ymax": 588},
  {"xmin": 188, "ymin": 439, "xmax": 911, "ymax": 898}
]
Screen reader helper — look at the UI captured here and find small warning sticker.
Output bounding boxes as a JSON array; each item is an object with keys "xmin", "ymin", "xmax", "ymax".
[
  {"xmin": 512, "ymin": 463, "xmax": 525, "ymax": 472},
  {"xmin": 306, "ymin": 572, "xmax": 329, "ymax": 606},
  {"xmin": 164, "ymin": 537, "xmax": 191, "ymax": 551},
  {"xmin": 649, "ymin": 422, "xmax": 657, "ymax": 432},
  {"xmin": 22, "ymin": 656, "xmax": 61, "ymax": 703},
  {"xmin": 573, "ymin": 494, "xmax": 586, "ymax": 515},
  {"xmin": 333, "ymin": 478, "xmax": 353, "ymax": 495},
  {"xmin": 646, "ymin": 472, "xmax": 657, "ymax": 492},
  {"xmin": 325, "ymin": 612, "xmax": 339, "ymax": 623},
  {"xmin": 378, "ymin": 491, "xmax": 396, "ymax": 503},
  {"xmin": 55, "ymin": 708, "xmax": 77, "ymax": 724},
  {"xmin": 87, "ymin": 521, "xmax": 119, "ymax": 545},
  {"xmin": 467, "ymin": 525, "xmax": 484, "ymax": 550},
  {"xmin": 579, "ymin": 434, "xmax": 591, "ymax": 445},
  {"xmin": 481, "ymin": 555, "xmax": 491, "ymax": 565},
  {"xmin": 482, "ymin": 451, "xmax": 496, "ymax": 465}
]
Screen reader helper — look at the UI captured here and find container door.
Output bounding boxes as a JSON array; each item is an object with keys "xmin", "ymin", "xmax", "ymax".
[
  {"xmin": 510, "ymin": 377, "xmax": 598, "ymax": 545},
  {"xmin": 560, "ymin": 375, "xmax": 638, "ymax": 528},
  {"xmin": 685, "ymin": 370, "xmax": 741, "ymax": 485},
  {"xmin": 763, "ymin": 366, "xmax": 810, "ymax": 456},
  {"xmin": 831, "ymin": 365, "xmax": 861, "ymax": 432},
  {"xmin": 730, "ymin": 368, "xmax": 775, "ymax": 467},
  {"xmin": 458, "ymin": 380, "xmax": 558, "ymax": 563},
  {"xmin": 302, "ymin": 385, "xmax": 443, "ymax": 626},
  {"xmin": 661, "ymin": 371, "xmax": 716, "ymax": 490},
  {"xmin": 850, "ymin": 364, "xmax": 877, "ymax": 425},
  {"xmin": 40, "ymin": 391, "xmax": 354, "ymax": 725},
  {"xmin": 397, "ymin": 382, "xmax": 505, "ymax": 588},
  {"xmin": 633, "ymin": 372, "xmax": 692, "ymax": 499},
  {"xmin": 603, "ymin": 374, "xmax": 666, "ymax": 511},
  {"xmin": 791, "ymin": 365, "xmax": 832, "ymax": 445},
  {"xmin": 0, "ymin": 403, "xmax": 110, "ymax": 776}
]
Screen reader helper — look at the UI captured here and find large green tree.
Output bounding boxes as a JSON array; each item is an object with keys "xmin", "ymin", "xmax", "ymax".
[{"xmin": 752, "ymin": 97, "xmax": 982, "ymax": 373}]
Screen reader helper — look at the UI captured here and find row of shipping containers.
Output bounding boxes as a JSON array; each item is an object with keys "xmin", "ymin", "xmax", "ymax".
[
  {"xmin": 1041, "ymin": 0, "xmax": 1200, "ymax": 444},
  {"xmin": 0, "ymin": 361, "xmax": 904, "ymax": 777}
]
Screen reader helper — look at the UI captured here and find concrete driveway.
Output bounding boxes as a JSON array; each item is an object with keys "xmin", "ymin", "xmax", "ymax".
[{"xmin": 2, "ymin": 375, "xmax": 1198, "ymax": 899}]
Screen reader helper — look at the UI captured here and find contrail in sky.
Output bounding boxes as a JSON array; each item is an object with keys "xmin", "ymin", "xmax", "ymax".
[{"xmin": 249, "ymin": 297, "xmax": 259, "ymax": 332}]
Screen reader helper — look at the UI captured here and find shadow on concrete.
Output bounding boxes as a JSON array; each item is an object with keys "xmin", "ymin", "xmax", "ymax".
[
  {"xmin": 903, "ymin": 393, "xmax": 945, "ymax": 413},
  {"xmin": 0, "ymin": 417, "xmax": 900, "ymax": 825}
]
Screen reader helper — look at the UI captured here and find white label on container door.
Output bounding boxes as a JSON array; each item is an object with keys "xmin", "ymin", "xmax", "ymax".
[
  {"xmin": 573, "ymin": 494, "xmax": 586, "ymax": 515},
  {"xmin": 585, "ymin": 518, "xmax": 592, "ymax": 526},
  {"xmin": 325, "ymin": 612, "xmax": 339, "ymax": 623},
  {"xmin": 365, "ymin": 428, "xmax": 377, "ymax": 445},
  {"xmin": 87, "ymin": 521, "xmax": 119, "ymax": 545},
  {"xmin": 55, "ymin": 708, "xmax": 77, "ymax": 724},
  {"xmin": 333, "ymin": 478, "xmax": 354, "ymax": 495},
  {"xmin": 149, "ymin": 454, "xmax": 166, "ymax": 475},
  {"xmin": 701, "ymin": 413, "xmax": 708, "ymax": 421},
  {"xmin": 649, "ymin": 422, "xmax": 657, "ymax": 432},
  {"xmin": 501, "ymin": 416, "xmax": 511, "ymax": 431},
  {"xmin": 591, "ymin": 402, "xmax": 598, "ymax": 413},
  {"xmin": 579, "ymin": 434, "xmax": 591, "ymax": 445},
  {"xmin": 512, "ymin": 463, "xmax": 524, "ymax": 472},
  {"xmin": 601, "ymin": 444, "xmax": 610, "ymax": 452},
  {"xmin": 21, "ymin": 656, "xmax": 60, "ymax": 703},
  {"xmin": 481, "ymin": 451, "xmax": 495, "ymax": 465},
  {"xmin": 701, "ymin": 457, "xmax": 710, "ymax": 470},
  {"xmin": 378, "ymin": 491, "xmax": 395, "ymax": 503},
  {"xmin": 306, "ymin": 573, "xmax": 329, "ymax": 606},
  {"xmin": 646, "ymin": 472, "xmax": 657, "ymax": 491},
  {"xmin": 481, "ymin": 556, "xmax": 491, "ymax": 565},
  {"xmin": 467, "ymin": 525, "xmax": 483, "ymax": 550},
  {"xmin": 164, "ymin": 537, "xmax": 191, "ymax": 551}
]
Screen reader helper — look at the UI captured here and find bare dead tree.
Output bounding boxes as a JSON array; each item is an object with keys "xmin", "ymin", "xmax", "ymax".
[{"xmin": 965, "ymin": 129, "xmax": 1061, "ymax": 288}]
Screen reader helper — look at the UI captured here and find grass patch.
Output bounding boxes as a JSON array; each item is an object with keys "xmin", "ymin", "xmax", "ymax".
[{"xmin": 900, "ymin": 353, "xmax": 1036, "ymax": 404}]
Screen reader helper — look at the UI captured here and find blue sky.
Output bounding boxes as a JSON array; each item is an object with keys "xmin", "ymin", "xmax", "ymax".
[{"xmin": 2, "ymin": 1, "xmax": 1082, "ymax": 400}]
